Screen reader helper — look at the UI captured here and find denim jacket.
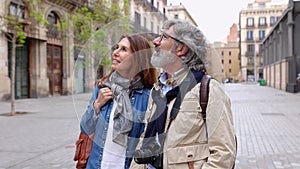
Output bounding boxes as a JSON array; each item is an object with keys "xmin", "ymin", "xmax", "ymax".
[{"xmin": 80, "ymin": 86, "xmax": 150, "ymax": 169}]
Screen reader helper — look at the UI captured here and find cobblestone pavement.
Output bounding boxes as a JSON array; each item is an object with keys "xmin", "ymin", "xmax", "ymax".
[
  {"xmin": 0, "ymin": 83, "xmax": 300, "ymax": 169},
  {"xmin": 0, "ymin": 94, "xmax": 90, "ymax": 169},
  {"xmin": 226, "ymin": 83, "xmax": 300, "ymax": 169}
]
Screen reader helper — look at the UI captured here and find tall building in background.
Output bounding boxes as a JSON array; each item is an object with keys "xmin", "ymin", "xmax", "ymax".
[
  {"xmin": 227, "ymin": 23, "xmax": 239, "ymax": 42},
  {"xmin": 166, "ymin": 3, "xmax": 197, "ymax": 26},
  {"xmin": 239, "ymin": 0, "xmax": 287, "ymax": 82},
  {"xmin": 207, "ymin": 24, "xmax": 240, "ymax": 83}
]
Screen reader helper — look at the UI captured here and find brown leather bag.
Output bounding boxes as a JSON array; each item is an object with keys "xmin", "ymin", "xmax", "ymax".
[{"xmin": 74, "ymin": 132, "xmax": 94, "ymax": 169}]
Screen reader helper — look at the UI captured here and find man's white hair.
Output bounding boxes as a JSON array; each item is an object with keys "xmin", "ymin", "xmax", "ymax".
[{"xmin": 162, "ymin": 19, "xmax": 207, "ymax": 71}]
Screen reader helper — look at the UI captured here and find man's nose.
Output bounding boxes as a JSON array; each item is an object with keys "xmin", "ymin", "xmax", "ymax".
[{"xmin": 153, "ymin": 36, "xmax": 161, "ymax": 46}]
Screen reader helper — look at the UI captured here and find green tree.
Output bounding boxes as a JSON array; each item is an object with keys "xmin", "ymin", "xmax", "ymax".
[
  {"xmin": 61, "ymin": 0, "xmax": 131, "ymax": 74},
  {"xmin": 1, "ymin": 0, "xmax": 47, "ymax": 116}
]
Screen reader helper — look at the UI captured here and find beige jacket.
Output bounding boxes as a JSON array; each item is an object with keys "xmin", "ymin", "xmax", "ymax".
[{"xmin": 131, "ymin": 71, "xmax": 236, "ymax": 169}]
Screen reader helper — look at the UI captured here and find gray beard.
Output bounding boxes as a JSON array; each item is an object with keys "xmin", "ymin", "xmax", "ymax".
[{"xmin": 151, "ymin": 48, "xmax": 177, "ymax": 68}]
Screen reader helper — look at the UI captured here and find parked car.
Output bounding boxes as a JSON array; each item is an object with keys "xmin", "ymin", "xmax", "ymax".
[
  {"xmin": 247, "ymin": 75, "xmax": 255, "ymax": 82},
  {"xmin": 223, "ymin": 78, "xmax": 232, "ymax": 83}
]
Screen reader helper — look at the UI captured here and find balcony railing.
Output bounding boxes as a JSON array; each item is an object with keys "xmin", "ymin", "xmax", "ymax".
[
  {"xmin": 130, "ymin": 20, "xmax": 158, "ymax": 39},
  {"xmin": 134, "ymin": 0, "xmax": 166, "ymax": 19},
  {"xmin": 248, "ymin": 62, "xmax": 254, "ymax": 66},
  {"xmin": 46, "ymin": 25, "xmax": 61, "ymax": 39},
  {"xmin": 245, "ymin": 38, "xmax": 262, "ymax": 43},
  {"xmin": 246, "ymin": 51, "xmax": 254, "ymax": 56},
  {"xmin": 136, "ymin": 0, "xmax": 158, "ymax": 12},
  {"xmin": 47, "ymin": 0, "xmax": 86, "ymax": 10},
  {"xmin": 66, "ymin": 0, "xmax": 86, "ymax": 6},
  {"xmin": 258, "ymin": 23, "xmax": 268, "ymax": 28},
  {"xmin": 246, "ymin": 25, "xmax": 254, "ymax": 28}
]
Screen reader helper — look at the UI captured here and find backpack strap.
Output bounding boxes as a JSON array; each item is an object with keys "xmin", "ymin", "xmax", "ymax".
[
  {"xmin": 199, "ymin": 76, "xmax": 237, "ymax": 169},
  {"xmin": 200, "ymin": 75, "xmax": 212, "ymax": 122}
]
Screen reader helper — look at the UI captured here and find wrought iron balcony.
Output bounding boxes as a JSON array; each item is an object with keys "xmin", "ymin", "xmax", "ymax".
[
  {"xmin": 67, "ymin": 0, "xmax": 86, "ymax": 4},
  {"xmin": 258, "ymin": 23, "xmax": 268, "ymax": 28},
  {"xmin": 246, "ymin": 51, "xmax": 254, "ymax": 57},
  {"xmin": 134, "ymin": 0, "xmax": 166, "ymax": 19},
  {"xmin": 248, "ymin": 62, "xmax": 254, "ymax": 66},
  {"xmin": 47, "ymin": 0, "xmax": 86, "ymax": 10},
  {"xmin": 130, "ymin": 20, "xmax": 158, "ymax": 39},
  {"xmin": 46, "ymin": 25, "xmax": 61, "ymax": 39}
]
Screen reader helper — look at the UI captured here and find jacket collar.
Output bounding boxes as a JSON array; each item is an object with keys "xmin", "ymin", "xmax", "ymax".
[{"xmin": 155, "ymin": 66, "xmax": 189, "ymax": 90}]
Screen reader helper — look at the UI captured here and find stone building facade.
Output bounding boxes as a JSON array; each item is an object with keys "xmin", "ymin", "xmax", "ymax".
[
  {"xmin": 207, "ymin": 24, "xmax": 240, "ymax": 83},
  {"xmin": 0, "ymin": 0, "xmax": 78, "ymax": 100},
  {"xmin": 239, "ymin": 0, "xmax": 287, "ymax": 82},
  {"xmin": 166, "ymin": 3, "xmax": 197, "ymax": 26},
  {"xmin": 0, "ymin": 0, "xmax": 167, "ymax": 100},
  {"xmin": 262, "ymin": 0, "xmax": 300, "ymax": 93}
]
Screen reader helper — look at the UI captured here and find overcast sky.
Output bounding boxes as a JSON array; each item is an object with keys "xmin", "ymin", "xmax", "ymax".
[{"xmin": 168, "ymin": 0, "xmax": 289, "ymax": 43}]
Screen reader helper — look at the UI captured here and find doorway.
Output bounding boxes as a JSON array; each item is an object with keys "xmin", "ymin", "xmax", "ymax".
[
  {"xmin": 8, "ymin": 41, "xmax": 30, "ymax": 99},
  {"xmin": 47, "ymin": 44, "xmax": 62, "ymax": 95}
]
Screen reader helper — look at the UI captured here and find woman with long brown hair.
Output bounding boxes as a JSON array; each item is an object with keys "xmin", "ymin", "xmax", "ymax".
[{"xmin": 80, "ymin": 34, "xmax": 157, "ymax": 169}]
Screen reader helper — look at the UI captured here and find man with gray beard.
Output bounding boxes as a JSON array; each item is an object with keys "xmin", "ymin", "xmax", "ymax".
[{"xmin": 131, "ymin": 19, "xmax": 236, "ymax": 169}]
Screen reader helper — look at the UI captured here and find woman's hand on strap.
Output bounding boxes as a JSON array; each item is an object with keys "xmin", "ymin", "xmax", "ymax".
[{"xmin": 93, "ymin": 87, "xmax": 113, "ymax": 114}]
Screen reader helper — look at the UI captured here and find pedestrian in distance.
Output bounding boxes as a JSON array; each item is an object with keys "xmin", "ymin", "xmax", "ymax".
[
  {"xmin": 80, "ymin": 34, "xmax": 157, "ymax": 169},
  {"xmin": 132, "ymin": 19, "xmax": 237, "ymax": 169}
]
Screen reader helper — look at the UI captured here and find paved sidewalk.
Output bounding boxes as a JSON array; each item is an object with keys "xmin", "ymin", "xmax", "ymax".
[
  {"xmin": 0, "ymin": 93, "xmax": 91, "ymax": 169},
  {"xmin": 226, "ymin": 83, "xmax": 300, "ymax": 169},
  {"xmin": 0, "ymin": 84, "xmax": 299, "ymax": 169}
]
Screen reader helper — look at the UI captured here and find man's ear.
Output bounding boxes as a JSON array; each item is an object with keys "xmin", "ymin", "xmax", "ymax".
[{"xmin": 176, "ymin": 44, "xmax": 189, "ymax": 57}]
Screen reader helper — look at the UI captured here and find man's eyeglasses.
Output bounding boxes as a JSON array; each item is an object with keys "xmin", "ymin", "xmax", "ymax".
[{"xmin": 159, "ymin": 32, "xmax": 182, "ymax": 43}]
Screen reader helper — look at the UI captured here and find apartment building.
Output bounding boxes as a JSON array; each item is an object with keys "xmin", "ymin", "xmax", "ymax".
[
  {"xmin": 0, "ymin": 0, "xmax": 167, "ymax": 100},
  {"xmin": 207, "ymin": 24, "xmax": 240, "ymax": 83},
  {"xmin": 0, "ymin": 0, "xmax": 80, "ymax": 100},
  {"xmin": 166, "ymin": 3, "xmax": 197, "ymax": 26},
  {"xmin": 262, "ymin": 0, "xmax": 300, "ymax": 93},
  {"xmin": 239, "ymin": 0, "xmax": 287, "ymax": 81},
  {"xmin": 130, "ymin": 0, "xmax": 167, "ymax": 38}
]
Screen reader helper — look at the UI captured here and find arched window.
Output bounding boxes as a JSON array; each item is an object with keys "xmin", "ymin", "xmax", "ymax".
[{"xmin": 47, "ymin": 11, "xmax": 60, "ymax": 39}]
